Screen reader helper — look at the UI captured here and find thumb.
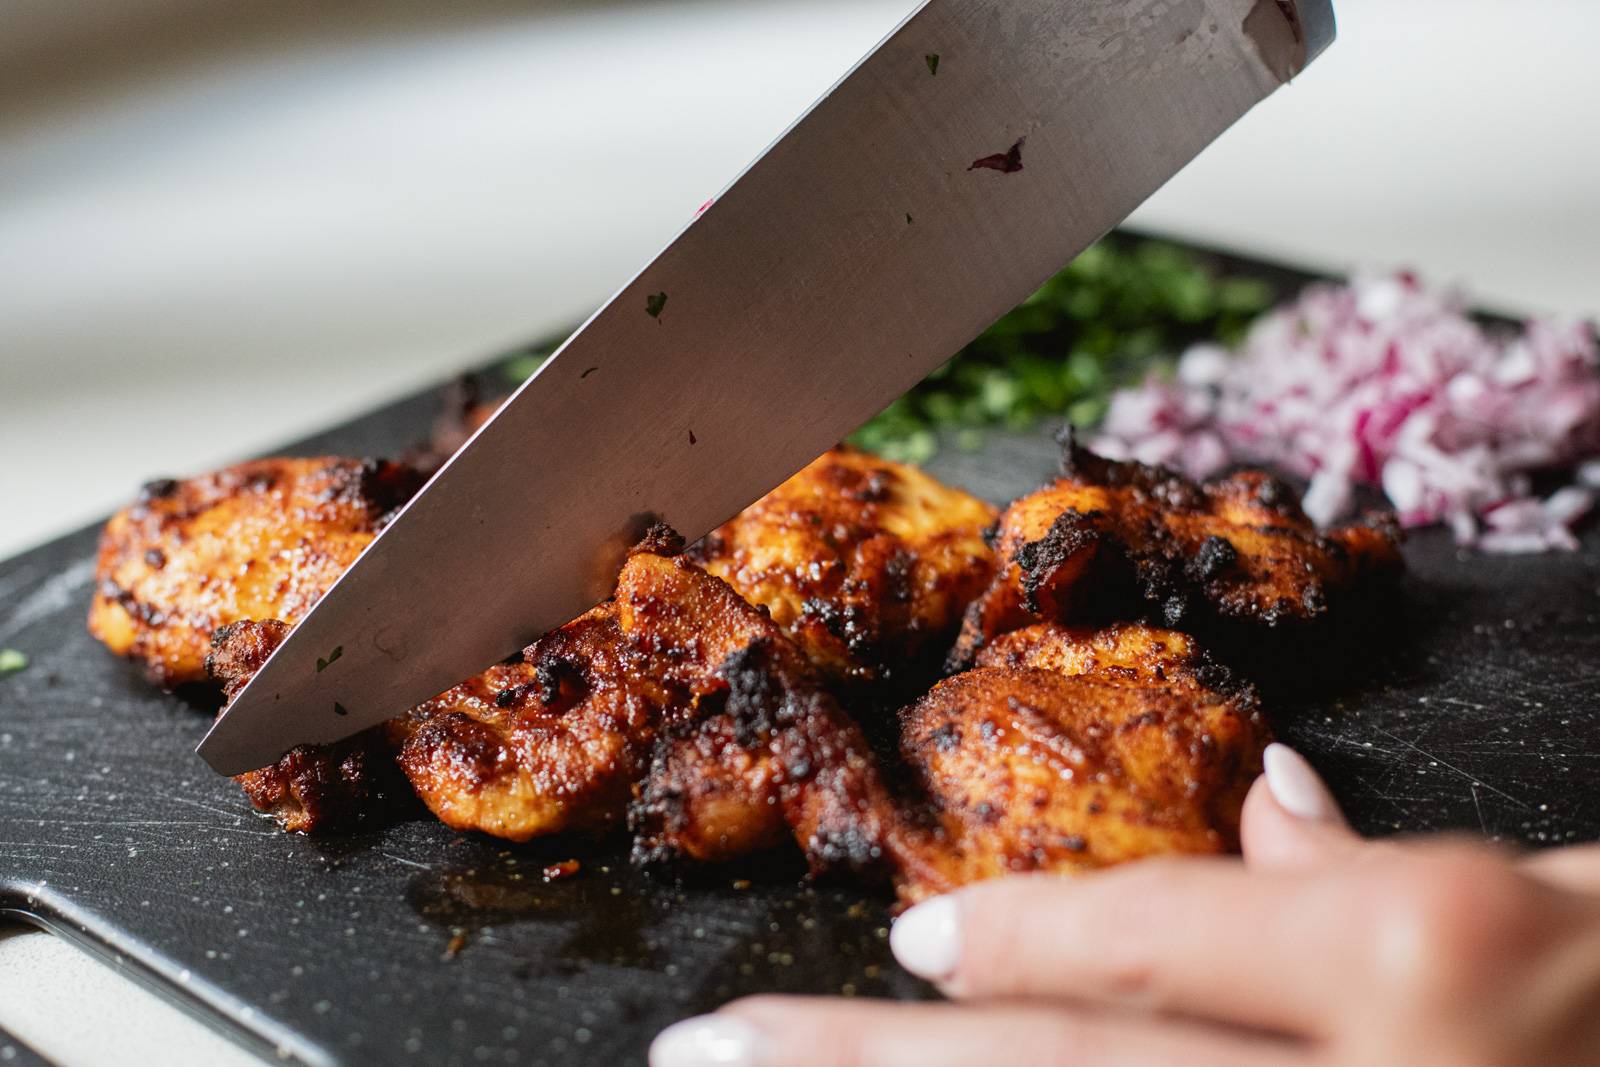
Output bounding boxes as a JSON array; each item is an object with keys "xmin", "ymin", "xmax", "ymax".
[{"xmin": 1241, "ymin": 743, "xmax": 1363, "ymax": 872}]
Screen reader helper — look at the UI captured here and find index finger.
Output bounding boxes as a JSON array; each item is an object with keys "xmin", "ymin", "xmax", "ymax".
[{"xmin": 889, "ymin": 857, "xmax": 1360, "ymax": 1037}]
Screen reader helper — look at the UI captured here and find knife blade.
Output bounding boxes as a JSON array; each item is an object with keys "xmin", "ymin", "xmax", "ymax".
[{"xmin": 199, "ymin": 0, "xmax": 1335, "ymax": 776}]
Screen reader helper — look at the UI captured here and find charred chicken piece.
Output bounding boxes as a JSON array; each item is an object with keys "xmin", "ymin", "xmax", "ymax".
[
  {"xmin": 688, "ymin": 447, "xmax": 997, "ymax": 685},
  {"xmin": 620, "ymin": 550, "xmax": 901, "ymax": 878},
  {"xmin": 208, "ymin": 605, "xmax": 675, "ymax": 840},
  {"xmin": 90, "ymin": 458, "xmax": 423, "ymax": 687},
  {"xmin": 952, "ymin": 437, "xmax": 1401, "ymax": 664},
  {"xmin": 894, "ymin": 622, "xmax": 1269, "ymax": 904},
  {"xmin": 394, "ymin": 602, "xmax": 672, "ymax": 841},
  {"xmin": 206, "ymin": 619, "xmax": 411, "ymax": 833}
]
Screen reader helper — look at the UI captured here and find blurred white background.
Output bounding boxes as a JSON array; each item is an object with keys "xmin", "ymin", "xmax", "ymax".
[
  {"xmin": 2, "ymin": 0, "xmax": 1598, "ymax": 559},
  {"xmin": 0, "ymin": 1, "xmax": 1596, "ymax": 1062}
]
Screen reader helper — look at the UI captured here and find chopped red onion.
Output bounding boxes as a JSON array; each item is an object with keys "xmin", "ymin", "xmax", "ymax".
[{"xmin": 1091, "ymin": 273, "xmax": 1600, "ymax": 552}]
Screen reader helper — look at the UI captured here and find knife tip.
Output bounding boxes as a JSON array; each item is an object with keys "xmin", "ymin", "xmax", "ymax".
[{"xmin": 194, "ymin": 713, "xmax": 274, "ymax": 778}]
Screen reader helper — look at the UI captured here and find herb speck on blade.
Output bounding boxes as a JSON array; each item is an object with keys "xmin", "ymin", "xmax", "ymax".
[
  {"xmin": 316, "ymin": 646, "xmax": 343, "ymax": 673},
  {"xmin": 646, "ymin": 292, "xmax": 669, "ymax": 319},
  {"xmin": 333, "ymin": 702, "xmax": 349, "ymax": 717},
  {"xmin": 925, "ymin": 53, "xmax": 940, "ymax": 75},
  {"xmin": 0, "ymin": 649, "xmax": 26, "ymax": 676}
]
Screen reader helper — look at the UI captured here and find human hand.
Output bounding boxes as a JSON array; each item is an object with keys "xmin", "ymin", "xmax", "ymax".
[{"xmin": 650, "ymin": 744, "xmax": 1600, "ymax": 1067}]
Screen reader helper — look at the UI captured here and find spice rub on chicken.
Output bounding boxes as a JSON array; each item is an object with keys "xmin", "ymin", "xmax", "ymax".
[
  {"xmin": 89, "ymin": 458, "xmax": 423, "ymax": 687},
  {"xmin": 394, "ymin": 602, "xmax": 672, "ymax": 842},
  {"xmin": 891, "ymin": 621, "xmax": 1269, "ymax": 904},
  {"xmin": 206, "ymin": 619, "xmax": 412, "ymax": 834},
  {"xmin": 952, "ymin": 435, "xmax": 1402, "ymax": 665},
  {"xmin": 620, "ymin": 549, "xmax": 903, "ymax": 879},
  {"xmin": 91, "ymin": 434, "xmax": 1314, "ymax": 897},
  {"xmin": 688, "ymin": 447, "xmax": 997, "ymax": 686},
  {"xmin": 198, "ymin": 533, "xmax": 911, "ymax": 861},
  {"xmin": 207, "ymin": 604, "xmax": 674, "ymax": 839}
]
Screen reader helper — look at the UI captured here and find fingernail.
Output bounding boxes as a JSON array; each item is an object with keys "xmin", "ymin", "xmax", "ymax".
[
  {"xmin": 890, "ymin": 894, "xmax": 962, "ymax": 981},
  {"xmin": 649, "ymin": 1015, "xmax": 768, "ymax": 1067},
  {"xmin": 1263, "ymin": 742, "xmax": 1343, "ymax": 823}
]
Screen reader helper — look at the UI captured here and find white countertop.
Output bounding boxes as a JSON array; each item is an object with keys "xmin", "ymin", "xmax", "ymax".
[{"xmin": 2, "ymin": 0, "xmax": 1597, "ymax": 1062}]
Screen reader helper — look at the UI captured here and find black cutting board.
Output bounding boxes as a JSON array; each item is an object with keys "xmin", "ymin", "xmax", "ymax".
[{"xmin": 3, "ymin": 243, "xmax": 1598, "ymax": 1066}]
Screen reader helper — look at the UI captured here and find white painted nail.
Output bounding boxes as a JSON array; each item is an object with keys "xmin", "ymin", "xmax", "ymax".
[
  {"xmin": 1263, "ymin": 742, "xmax": 1343, "ymax": 823},
  {"xmin": 649, "ymin": 1015, "xmax": 767, "ymax": 1067},
  {"xmin": 890, "ymin": 894, "xmax": 963, "ymax": 981}
]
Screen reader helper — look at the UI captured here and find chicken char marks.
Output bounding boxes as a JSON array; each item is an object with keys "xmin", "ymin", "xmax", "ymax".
[
  {"xmin": 688, "ymin": 447, "xmax": 997, "ymax": 687},
  {"xmin": 199, "ymin": 543, "xmax": 905, "ymax": 872},
  {"xmin": 619, "ymin": 551, "xmax": 902, "ymax": 880},
  {"xmin": 395, "ymin": 602, "xmax": 671, "ymax": 841},
  {"xmin": 892, "ymin": 621, "xmax": 1270, "ymax": 904},
  {"xmin": 89, "ymin": 431, "xmax": 1401, "ymax": 902},
  {"xmin": 206, "ymin": 619, "xmax": 412, "ymax": 833},
  {"xmin": 951, "ymin": 433, "xmax": 1402, "ymax": 666},
  {"xmin": 90, "ymin": 458, "xmax": 423, "ymax": 687},
  {"xmin": 207, "ymin": 605, "xmax": 675, "ymax": 839}
]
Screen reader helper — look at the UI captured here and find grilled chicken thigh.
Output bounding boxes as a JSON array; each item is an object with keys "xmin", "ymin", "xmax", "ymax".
[
  {"xmin": 689, "ymin": 447, "xmax": 996, "ymax": 686},
  {"xmin": 91, "ymin": 434, "xmax": 1368, "ymax": 904},
  {"xmin": 90, "ymin": 458, "xmax": 422, "ymax": 687},
  {"xmin": 952, "ymin": 436, "xmax": 1401, "ymax": 664},
  {"xmin": 208, "ymin": 605, "xmax": 672, "ymax": 839},
  {"xmin": 200, "ymin": 536, "xmax": 907, "ymax": 860},
  {"xmin": 621, "ymin": 549, "xmax": 902, "ymax": 878},
  {"xmin": 395, "ymin": 602, "xmax": 670, "ymax": 841},
  {"xmin": 892, "ymin": 621, "xmax": 1269, "ymax": 904}
]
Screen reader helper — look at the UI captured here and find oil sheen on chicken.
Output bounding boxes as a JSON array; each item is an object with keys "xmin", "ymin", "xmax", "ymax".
[
  {"xmin": 91, "ymin": 439, "xmax": 1319, "ymax": 899},
  {"xmin": 207, "ymin": 604, "xmax": 674, "ymax": 840},
  {"xmin": 620, "ymin": 549, "xmax": 903, "ymax": 879},
  {"xmin": 952, "ymin": 436, "xmax": 1402, "ymax": 664},
  {"xmin": 891, "ymin": 621, "xmax": 1270, "ymax": 904},
  {"xmin": 395, "ymin": 602, "xmax": 674, "ymax": 841},
  {"xmin": 689, "ymin": 447, "xmax": 997, "ymax": 685},
  {"xmin": 90, "ymin": 458, "xmax": 422, "ymax": 687}
]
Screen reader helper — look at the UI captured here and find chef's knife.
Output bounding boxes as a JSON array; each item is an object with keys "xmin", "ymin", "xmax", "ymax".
[{"xmin": 199, "ymin": 0, "xmax": 1335, "ymax": 775}]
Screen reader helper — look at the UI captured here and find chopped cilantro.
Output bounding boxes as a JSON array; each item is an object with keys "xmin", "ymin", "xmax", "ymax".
[
  {"xmin": 925, "ymin": 53, "xmax": 940, "ymax": 76},
  {"xmin": 333, "ymin": 701, "xmax": 349, "ymax": 717},
  {"xmin": 849, "ymin": 236, "xmax": 1275, "ymax": 461},
  {"xmin": 646, "ymin": 292, "xmax": 668, "ymax": 319},
  {"xmin": 906, "ymin": 212, "xmax": 914, "ymax": 225},
  {"xmin": 316, "ymin": 646, "xmax": 343, "ymax": 673},
  {"xmin": 0, "ymin": 649, "xmax": 26, "ymax": 676}
]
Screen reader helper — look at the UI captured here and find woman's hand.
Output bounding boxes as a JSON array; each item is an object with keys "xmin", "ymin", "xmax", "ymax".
[{"xmin": 650, "ymin": 744, "xmax": 1600, "ymax": 1067}]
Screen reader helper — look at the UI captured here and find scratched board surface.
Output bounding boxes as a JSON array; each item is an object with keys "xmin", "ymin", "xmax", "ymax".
[{"xmin": 3, "ymin": 247, "xmax": 1599, "ymax": 1066}]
